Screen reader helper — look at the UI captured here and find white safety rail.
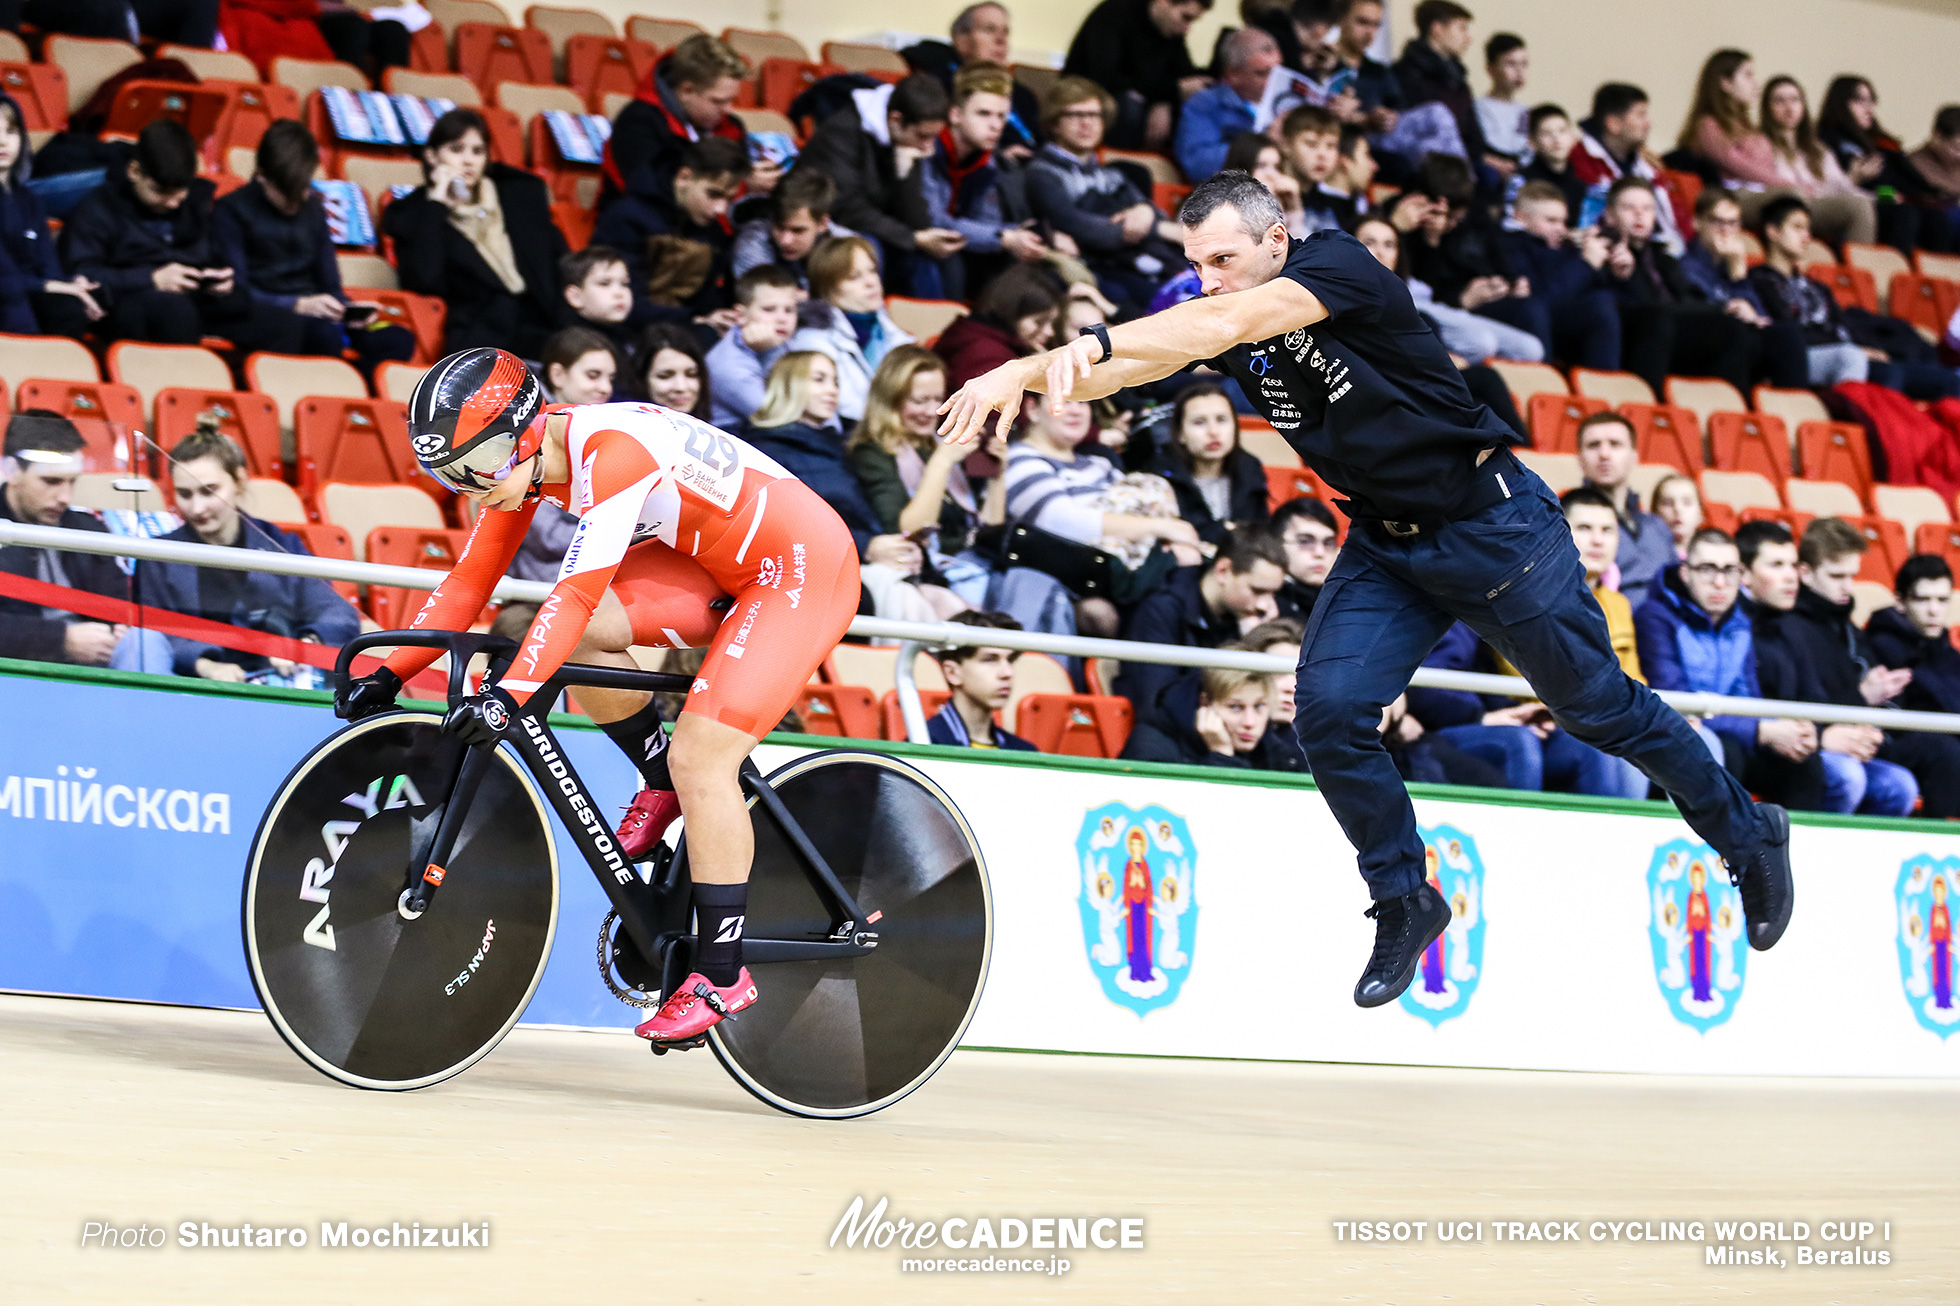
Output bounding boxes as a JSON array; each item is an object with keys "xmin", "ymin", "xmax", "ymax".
[{"xmin": 7, "ymin": 519, "xmax": 1959, "ymax": 741}]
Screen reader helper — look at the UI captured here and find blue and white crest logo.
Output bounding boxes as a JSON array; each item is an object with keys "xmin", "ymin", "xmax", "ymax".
[
  {"xmin": 1895, "ymin": 856, "xmax": 1960, "ymax": 1036},
  {"xmin": 1077, "ymin": 804, "xmax": 1197, "ymax": 1016},
  {"xmin": 1647, "ymin": 840, "xmax": 1747, "ymax": 1031},
  {"xmin": 1398, "ymin": 825, "xmax": 1485, "ymax": 1025}
]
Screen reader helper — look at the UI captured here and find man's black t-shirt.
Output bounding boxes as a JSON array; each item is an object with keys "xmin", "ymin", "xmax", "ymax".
[{"xmin": 1208, "ymin": 231, "xmax": 1512, "ymax": 521}]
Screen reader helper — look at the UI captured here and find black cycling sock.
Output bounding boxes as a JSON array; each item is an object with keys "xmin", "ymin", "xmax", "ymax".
[
  {"xmin": 598, "ymin": 697, "xmax": 672, "ymax": 790},
  {"xmin": 691, "ymin": 880, "xmax": 747, "ymax": 988}
]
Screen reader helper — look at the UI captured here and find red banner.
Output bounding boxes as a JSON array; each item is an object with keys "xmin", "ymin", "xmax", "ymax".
[{"xmin": 0, "ymin": 568, "xmax": 446, "ymax": 690}]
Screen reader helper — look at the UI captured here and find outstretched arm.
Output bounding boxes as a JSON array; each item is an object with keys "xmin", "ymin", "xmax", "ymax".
[{"xmin": 938, "ymin": 274, "xmax": 1328, "ymax": 444}]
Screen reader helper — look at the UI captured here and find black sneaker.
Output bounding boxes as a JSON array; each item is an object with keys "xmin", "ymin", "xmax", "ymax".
[
  {"xmin": 1354, "ymin": 882, "xmax": 1452, "ymax": 1008},
  {"xmin": 1728, "ymin": 803, "xmax": 1793, "ymax": 952}
]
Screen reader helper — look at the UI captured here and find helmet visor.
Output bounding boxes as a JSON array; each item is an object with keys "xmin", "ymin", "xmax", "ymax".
[{"xmin": 422, "ymin": 430, "xmax": 524, "ymax": 494}]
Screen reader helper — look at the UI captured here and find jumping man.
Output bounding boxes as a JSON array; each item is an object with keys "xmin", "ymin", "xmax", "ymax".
[{"xmin": 939, "ymin": 171, "xmax": 1794, "ymax": 1008}]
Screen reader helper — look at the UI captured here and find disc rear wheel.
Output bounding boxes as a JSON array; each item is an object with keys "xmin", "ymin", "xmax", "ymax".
[{"xmin": 689, "ymin": 751, "xmax": 992, "ymax": 1118}]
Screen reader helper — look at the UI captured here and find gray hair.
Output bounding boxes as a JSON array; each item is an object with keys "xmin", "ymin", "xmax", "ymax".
[
  {"xmin": 1219, "ymin": 26, "xmax": 1278, "ymax": 72},
  {"xmin": 1179, "ymin": 170, "xmax": 1286, "ymax": 239},
  {"xmin": 951, "ymin": 2, "xmax": 1006, "ymax": 37}
]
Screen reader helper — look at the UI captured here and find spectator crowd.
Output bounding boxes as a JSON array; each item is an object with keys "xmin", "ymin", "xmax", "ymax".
[{"xmin": 4, "ymin": 0, "xmax": 1960, "ymax": 811}]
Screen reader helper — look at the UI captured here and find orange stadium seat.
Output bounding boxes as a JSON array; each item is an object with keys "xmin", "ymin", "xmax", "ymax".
[
  {"xmin": 525, "ymin": 5, "xmax": 617, "ymax": 75},
  {"xmin": 346, "ymin": 289, "xmax": 448, "ymax": 364},
  {"xmin": 0, "ymin": 63, "xmax": 70, "ymax": 131},
  {"xmin": 273, "ymin": 521, "xmax": 359, "ymax": 602},
  {"xmin": 1917, "ymin": 251, "xmax": 1960, "ymax": 282},
  {"xmin": 365, "ymin": 526, "xmax": 478, "ymax": 626},
  {"xmin": 1846, "ymin": 515, "xmax": 1910, "ymax": 585},
  {"xmin": 1811, "ymin": 264, "xmax": 1878, "ymax": 313},
  {"xmin": 1914, "ymin": 522, "xmax": 1960, "ymax": 572},
  {"xmin": 822, "ymin": 42, "xmax": 908, "ymax": 75},
  {"xmin": 319, "ymin": 481, "xmax": 445, "ymax": 559},
  {"xmin": 796, "ymin": 684, "xmax": 879, "ymax": 738},
  {"xmin": 1526, "ymin": 394, "xmax": 1605, "ymax": 452},
  {"xmin": 879, "ymin": 689, "xmax": 952, "ymax": 740},
  {"xmin": 1797, "ymin": 421, "xmax": 1875, "ymax": 504},
  {"xmin": 154, "ymin": 389, "xmax": 285, "ymax": 480},
  {"xmin": 1619, "ymin": 403, "xmax": 1703, "ymax": 473},
  {"xmin": 1013, "ymin": 695, "xmax": 1135, "ymax": 758},
  {"xmin": 1485, "ymin": 358, "xmax": 1567, "ymax": 409},
  {"xmin": 721, "ymin": 27, "xmax": 809, "ymax": 67},
  {"xmin": 756, "ymin": 58, "xmax": 833, "ymax": 116},
  {"xmin": 13, "ymin": 381, "xmax": 147, "ymax": 471},
  {"xmin": 1707, "ymin": 412, "xmax": 1790, "ymax": 489},
  {"xmin": 294, "ymin": 397, "xmax": 426, "ymax": 504},
  {"xmin": 565, "ymin": 34, "xmax": 658, "ymax": 110},
  {"xmin": 1890, "ymin": 274, "xmax": 1960, "ymax": 339},
  {"xmin": 245, "ymin": 352, "xmax": 370, "ymax": 430},
  {"xmin": 455, "ymin": 23, "xmax": 556, "ymax": 96}
]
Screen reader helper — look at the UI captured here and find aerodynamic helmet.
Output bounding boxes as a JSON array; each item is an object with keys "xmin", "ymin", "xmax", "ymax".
[{"xmin": 407, "ymin": 347, "xmax": 546, "ymax": 494}]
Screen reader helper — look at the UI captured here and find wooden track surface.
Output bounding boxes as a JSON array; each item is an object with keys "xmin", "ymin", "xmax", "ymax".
[{"xmin": 1, "ymin": 994, "xmax": 1953, "ymax": 1303}]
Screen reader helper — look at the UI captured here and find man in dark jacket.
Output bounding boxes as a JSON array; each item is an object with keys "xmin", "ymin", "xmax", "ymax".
[
  {"xmin": 1062, "ymin": 0, "xmax": 1212, "ymax": 151},
  {"xmin": 1597, "ymin": 176, "xmax": 1760, "ymax": 397},
  {"xmin": 600, "ymin": 34, "xmax": 763, "ymax": 207},
  {"xmin": 213, "ymin": 121, "xmax": 415, "ymax": 366},
  {"xmin": 60, "ymin": 120, "xmax": 281, "ymax": 347},
  {"xmin": 1115, "ymin": 526, "xmax": 1285, "ymax": 756},
  {"xmin": 902, "ymin": 3, "xmax": 1043, "ymax": 157},
  {"xmin": 0, "ymin": 413, "xmax": 166, "ymax": 670},
  {"xmin": 927, "ymin": 610, "xmax": 1041, "ymax": 750},
  {"xmin": 1502, "ymin": 180, "xmax": 1621, "ymax": 370},
  {"xmin": 591, "ymin": 137, "xmax": 749, "ymax": 331},
  {"xmin": 1752, "ymin": 518, "xmax": 1958, "ymax": 816},
  {"xmin": 1634, "ymin": 528, "xmax": 1826, "ymax": 810},
  {"xmin": 1024, "ymin": 76, "xmax": 1183, "ymax": 315},
  {"xmin": 1271, "ymin": 495, "xmax": 1339, "ymax": 620},
  {"xmin": 794, "ymin": 75, "xmax": 961, "ymax": 268},
  {"xmin": 1868, "ymin": 554, "xmax": 1960, "ymax": 716},
  {"xmin": 1390, "ymin": 0, "xmax": 1487, "ymax": 163}
]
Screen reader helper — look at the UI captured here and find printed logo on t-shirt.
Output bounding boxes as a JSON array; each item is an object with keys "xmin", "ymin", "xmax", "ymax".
[{"xmin": 1284, "ymin": 329, "xmax": 1307, "ymax": 357}]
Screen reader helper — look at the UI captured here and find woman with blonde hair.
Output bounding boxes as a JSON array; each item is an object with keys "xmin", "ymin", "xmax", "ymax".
[
  {"xmin": 138, "ymin": 426, "xmax": 361, "ymax": 685},
  {"xmin": 742, "ymin": 351, "xmax": 924, "ymax": 579},
  {"xmin": 848, "ymin": 345, "xmax": 1007, "ymax": 557}
]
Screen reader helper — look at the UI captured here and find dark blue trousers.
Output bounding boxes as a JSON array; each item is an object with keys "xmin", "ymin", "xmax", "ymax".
[{"xmin": 1294, "ymin": 457, "xmax": 1773, "ymax": 900}]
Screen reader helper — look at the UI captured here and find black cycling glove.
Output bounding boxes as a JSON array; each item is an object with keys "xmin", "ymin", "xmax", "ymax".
[
  {"xmin": 334, "ymin": 667, "xmax": 402, "ymax": 721},
  {"xmin": 443, "ymin": 686, "xmax": 520, "ymax": 747}
]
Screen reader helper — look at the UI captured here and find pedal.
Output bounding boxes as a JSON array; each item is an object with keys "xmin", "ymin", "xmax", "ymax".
[{"xmin": 647, "ymin": 1035, "xmax": 707, "ymax": 1056}]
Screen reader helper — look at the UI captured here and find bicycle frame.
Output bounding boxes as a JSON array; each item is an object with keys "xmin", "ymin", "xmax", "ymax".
[{"xmin": 336, "ymin": 632, "xmax": 876, "ymax": 998}]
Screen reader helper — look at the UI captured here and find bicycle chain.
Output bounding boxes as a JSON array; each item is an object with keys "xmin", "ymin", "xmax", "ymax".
[{"xmin": 596, "ymin": 909, "xmax": 661, "ymax": 1008}]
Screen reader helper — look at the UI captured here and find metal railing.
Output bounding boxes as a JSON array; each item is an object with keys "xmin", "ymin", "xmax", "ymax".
[{"xmin": 7, "ymin": 519, "xmax": 1959, "ymax": 742}]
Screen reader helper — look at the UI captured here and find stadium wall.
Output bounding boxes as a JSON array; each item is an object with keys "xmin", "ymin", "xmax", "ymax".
[
  {"xmin": 7, "ymin": 660, "xmax": 1960, "ymax": 1077},
  {"xmin": 564, "ymin": 0, "xmax": 1960, "ymax": 156}
]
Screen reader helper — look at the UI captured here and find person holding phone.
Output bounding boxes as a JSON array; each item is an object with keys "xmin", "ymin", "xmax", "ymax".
[
  {"xmin": 214, "ymin": 121, "xmax": 416, "ymax": 370},
  {"xmin": 60, "ymin": 119, "xmax": 291, "ymax": 349}
]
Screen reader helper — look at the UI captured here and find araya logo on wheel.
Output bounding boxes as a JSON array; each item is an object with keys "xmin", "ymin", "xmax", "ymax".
[
  {"xmin": 1398, "ymin": 825, "xmax": 1486, "ymax": 1027},
  {"xmin": 1895, "ymin": 855, "xmax": 1960, "ymax": 1037},
  {"xmin": 1647, "ymin": 840, "xmax": 1748, "ymax": 1032},
  {"xmin": 1075, "ymin": 804, "xmax": 1196, "ymax": 1016},
  {"xmin": 298, "ymin": 773, "xmax": 424, "ymax": 951}
]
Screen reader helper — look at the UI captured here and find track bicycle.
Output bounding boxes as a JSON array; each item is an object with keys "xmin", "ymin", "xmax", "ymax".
[{"xmin": 241, "ymin": 630, "xmax": 993, "ymax": 1117}]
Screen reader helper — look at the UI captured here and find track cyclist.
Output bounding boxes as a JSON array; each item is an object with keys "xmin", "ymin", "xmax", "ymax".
[{"xmin": 333, "ymin": 347, "xmax": 861, "ymax": 1045}]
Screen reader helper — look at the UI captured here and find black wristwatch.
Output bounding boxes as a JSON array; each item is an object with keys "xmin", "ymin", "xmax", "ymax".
[{"xmin": 1078, "ymin": 322, "xmax": 1112, "ymax": 364}]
